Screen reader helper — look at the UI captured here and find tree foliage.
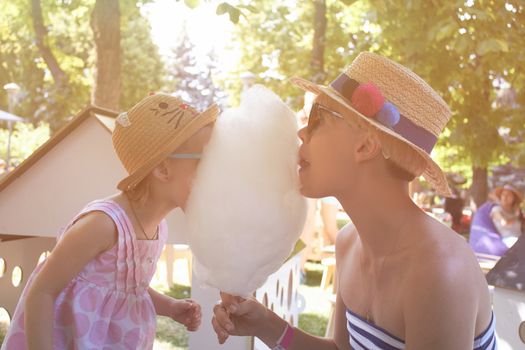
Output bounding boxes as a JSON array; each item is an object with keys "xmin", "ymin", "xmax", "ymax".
[
  {"xmin": 0, "ymin": 0, "xmax": 165, "ymax": 129},
  {"xmin": 365, "ymin": 0, "xmax": 524, "ymax": 203},
  {"xmin": 368, "ymin": 0, "xmax": 524, "ymax": 168},
  {"xmin": 1, "ymin": 0, "xmax": 523, "ymax": 203},
  {"xmin": 226, "ymin": 0, "xmax": 377, "ymax": 107},
  {"xmin": 227, "ymin": 0, "xmax": 524, "ymax": 202},
  {"xmin": 165, "ymin": 25, "xmax": 226, "ymax": 110}
]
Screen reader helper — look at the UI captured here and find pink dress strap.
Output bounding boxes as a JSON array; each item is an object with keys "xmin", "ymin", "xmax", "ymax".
[
  {"xmin": 85, "ymin": 199, "xmax": 167, "ymax": 293},
  {"xmin": 57, "ymin": 199, "xmax": 121, "ymax": 241},
  {"xmin": 57, "ymin": 199, "xmax": 142, "ymax": 292}
]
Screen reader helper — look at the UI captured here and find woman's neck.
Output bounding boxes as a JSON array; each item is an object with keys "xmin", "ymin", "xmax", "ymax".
[
  {"xmin": 500, "ymin": 203, "xmax": 517, "ymax": 215},
  {"xmin": 337, "ymin": 180, "xmax": 419, "ymax": 259}
]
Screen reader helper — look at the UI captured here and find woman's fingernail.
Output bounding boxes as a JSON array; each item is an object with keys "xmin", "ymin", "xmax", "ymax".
[
  {"xmin": 229, "ymin": 305, "xmax": 237, "ymax": 313},
  {"xmin": 226, "ymin": 323, "xmax": 234, "ymax": 331}
]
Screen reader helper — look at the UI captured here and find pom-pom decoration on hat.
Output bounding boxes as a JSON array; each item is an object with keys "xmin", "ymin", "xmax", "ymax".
[
  {"xmin": 350, "ymin": 83, "xmax": 385, "ymax": 117},
  {"xmin": 376, "ymin": 102, "xmax": 400, "ymax": 129}
]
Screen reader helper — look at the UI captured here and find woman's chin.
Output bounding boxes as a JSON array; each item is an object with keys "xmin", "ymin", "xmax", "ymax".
[
  {"xmin": 299, "ymin": 184, "xmax": 319, "ymax": 199},
  {"xmin": 298, "ymin": 168, "xmax": 331, "ymax": 199}
]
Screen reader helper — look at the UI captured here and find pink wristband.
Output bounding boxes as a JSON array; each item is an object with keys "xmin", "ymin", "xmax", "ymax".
[{"xmin": 272, "ymin": 323, "xmax": 294, "ymax": 350}]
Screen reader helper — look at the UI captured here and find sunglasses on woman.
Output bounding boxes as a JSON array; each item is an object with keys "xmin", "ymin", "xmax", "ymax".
[{"xmin": 307, "ymin": 103, "xmax": 345, "ymax": 133}]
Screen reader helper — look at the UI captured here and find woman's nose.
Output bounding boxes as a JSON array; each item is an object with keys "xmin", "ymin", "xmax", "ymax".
[{"xmin": 298, "ymin": 126, "xmax": 308, "ymax": 143}]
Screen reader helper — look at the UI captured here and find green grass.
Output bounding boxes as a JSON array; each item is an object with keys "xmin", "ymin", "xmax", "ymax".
[
  {"xmin": 0, "ymin": 322, "xmax": 6, "ymax": 345},
  {"xmin": 297, "ymin": 262, "xmax": 331, "ymax": 338},
  {"xmin": 298, "ymin": 313, "xmax": 328, "ymax": 337},
  {"xmin": 155, "ymin": 316, "xmax": 189, "ymax": 348},
  {"xmin": 154, "ymin": 284, "xmax": 192, "ymax": 349},
  {"xmin": 164, "ymin": 284, "xmax": 191, "ymax": 300},
  {"xmin": 337, "ymin": 217, "xmax": 350, "ymax": 230},
  {"xmin": 304, "ymin": 261, "xmax": 324, "ymax": 286}
]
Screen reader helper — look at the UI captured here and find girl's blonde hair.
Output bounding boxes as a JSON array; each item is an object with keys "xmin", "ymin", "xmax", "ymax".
[
  {"xmin": 125, "ymin": 178, "xmax": 150, "ymax": 202},
  {"xmin": 317, "ymin": 95, "xmax": 427, "ymax": 181}
]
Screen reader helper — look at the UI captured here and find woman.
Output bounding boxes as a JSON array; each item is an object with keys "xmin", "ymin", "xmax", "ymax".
[
  {"xmin": 212, "ymin": 52, "xmax": 496, "ymax": 350},
  {"xmin": 491, "ymin": 184, "xmax": 523, "ymax": 247},
  {"xmin": 470, "ymin": 183, "xmax": 524, "ymax": 256}
]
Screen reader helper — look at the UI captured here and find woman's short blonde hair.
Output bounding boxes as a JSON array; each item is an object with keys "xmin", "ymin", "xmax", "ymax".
[{"xmin": 316, "ymin": 94, "xmax": 427, "ymax": 181}]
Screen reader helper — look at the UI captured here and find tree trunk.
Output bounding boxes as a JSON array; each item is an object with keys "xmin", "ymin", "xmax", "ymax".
[
  {"xmin": 311, "ymin": 0, "xmax": 327, "ymax": 83},
  {"xmin": 471, "ymin": 166, "xmax": 488, "ymax": 209},
  {"xmin": 31, "ymin": 0, "xmax": 69, "ymax": 89},
  {"xmin": 91, "ymin": 0, "xmax": 121, "ymax": 111},
  {"xmin": 31, "ymin": 0, "xmax": 71, "ymax": 134}
]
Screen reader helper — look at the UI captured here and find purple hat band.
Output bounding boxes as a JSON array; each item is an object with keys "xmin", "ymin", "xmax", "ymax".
[{"xmin": 329, "ymin": 73, "xmax": 438, "ymax": 154}]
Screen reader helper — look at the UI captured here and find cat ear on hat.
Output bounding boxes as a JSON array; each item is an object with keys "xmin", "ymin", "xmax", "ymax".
[{"xmin": 116, "ymin": 112, "xmax": 131, "ymax": 127}]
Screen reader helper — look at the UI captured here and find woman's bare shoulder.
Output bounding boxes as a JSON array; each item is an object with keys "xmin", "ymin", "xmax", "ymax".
[
  {"xmin": 407, "ymin": 216, "xmax": 487, "ymax": 297},
  {"xmin": 336, "ymin": 221, "xmax": 358, "ymax": 260},
  {"xmin": 403, "ymin": 221, "xmax": 492, "ymax": 342}
]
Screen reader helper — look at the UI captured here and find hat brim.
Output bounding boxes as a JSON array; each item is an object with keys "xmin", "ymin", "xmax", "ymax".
[
  {"xmin": 494, "ymin": 186, "xmax": 523, "ymax": 204},
  {"xmin": 117, "ymin": 104, "xmax": 220, "ymax": 192},
  {"xmin": 290, "ymin": 76, "xmax": 452, "ymax": 197}
]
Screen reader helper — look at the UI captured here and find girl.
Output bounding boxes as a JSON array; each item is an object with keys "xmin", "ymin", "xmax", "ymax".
[
  {"xmin": 212, "ymin": 53, "xmax": 496, "ymax": 349},
  {"xmin": 2, "ymin": 93, "xmax": 218, "ymax": 349}
]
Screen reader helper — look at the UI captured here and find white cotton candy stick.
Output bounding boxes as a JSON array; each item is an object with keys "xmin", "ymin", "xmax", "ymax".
[{"xmin": 185, "ymin": 85, "xmax": 307, "ymax": 297}]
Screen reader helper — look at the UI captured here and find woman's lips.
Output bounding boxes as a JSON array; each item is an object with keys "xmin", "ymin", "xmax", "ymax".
[{"xmin": 299, "ymin": 158, "xmax": 310, "ymax": 169}]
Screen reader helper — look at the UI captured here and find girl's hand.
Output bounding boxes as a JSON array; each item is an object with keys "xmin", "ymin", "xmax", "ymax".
[
  {"xmin": 212, "ymin": 292, "xmax": 269, "ymax": 344},
  {"xmin": 171, "ymin": 299, "xmax": 202, "ymax": 331}
]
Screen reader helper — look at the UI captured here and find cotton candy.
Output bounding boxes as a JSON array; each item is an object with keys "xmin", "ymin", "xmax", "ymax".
[{"xmin": 185, "ymin": 85, "xmax": 307, "ymax": 297}]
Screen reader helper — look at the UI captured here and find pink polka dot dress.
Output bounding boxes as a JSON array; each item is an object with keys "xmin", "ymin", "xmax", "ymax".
[{"xmin": 2, "ymin": 199, "xmax": 168, "ymax": 350}]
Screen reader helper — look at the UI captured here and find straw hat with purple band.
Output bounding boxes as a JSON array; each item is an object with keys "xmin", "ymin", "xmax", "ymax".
[
  {"xmin": 112, "ymin": 93, "xmax": 219, "ymax": 191},
  {"xmin": 291, "ymin": 52, "xmax": 452, "ymax": 197}
]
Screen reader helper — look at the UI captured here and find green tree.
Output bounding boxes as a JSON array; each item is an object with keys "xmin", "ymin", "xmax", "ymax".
[
  {"xmin": 120, "ymin": 0, "xmax": 166, "ymax": 110},
  {"xmin": 366, "ymin": 0, "xmax": 525, "ymax": 205},
  {"xmin": 0, "ymin": 0, "xmax": 47, "ymax": 124},
  {"xmin": 229, "ymin": 0, "xmax": 524, "ymax": 205},
  {"xmin": 226, "ymin": 0, "xmax": 375, "ymax": 107},
  {"xmin": 91, "ymin": 0, "xmax": 121, "ymax": 110},
  {"xmin": 166, "ymin": 25, "xmax": 226, "ymax": 110},
  {"xmin": 0, "ymin": 0, "xmax": 165, "ymax": 133}
]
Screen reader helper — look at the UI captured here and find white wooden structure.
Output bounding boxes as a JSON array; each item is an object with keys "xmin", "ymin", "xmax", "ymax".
[
  {"xmin": 491, "ymin": 287, "xmax": 525, "ymax": 349},
  {"xmin": 484, "ymin": 238, "xmax": 525, "ymax": 349},
  {"xmin": 0, "ymin": 106, "xmax": 302, "ymax": 349},
  {"xmin": 188, "ymin": 250, "xmax": 302, "ymax": 350}
]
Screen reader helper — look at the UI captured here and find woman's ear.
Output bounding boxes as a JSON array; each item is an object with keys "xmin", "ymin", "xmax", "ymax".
[
  {"xmin": 151, "ymin": 160, "xmax": 171, "ymax": 183},
  {"xmin": 354, "ymin": 130, "xmax": 382, "ymax": 163}
]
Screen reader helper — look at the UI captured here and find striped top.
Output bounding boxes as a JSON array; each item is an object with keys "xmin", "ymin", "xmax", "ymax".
[{"xmin": 346, "ymin": 308, "xmax": 497, "ymax": 350}]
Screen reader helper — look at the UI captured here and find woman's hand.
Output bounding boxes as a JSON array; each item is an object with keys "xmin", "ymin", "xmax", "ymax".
[
  {"xmin": 171, "ymin": 299, "xmax": 202, "ymax": 331},
  {"xmin": 212, "ymin": 292, "xmax": 342, "ymax": 350},
  {"xmin": 211, "ymin": 292, "xmax": 270, "ymax": 344}
]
